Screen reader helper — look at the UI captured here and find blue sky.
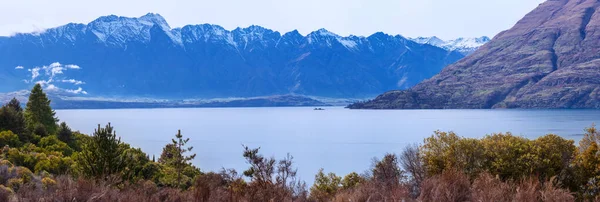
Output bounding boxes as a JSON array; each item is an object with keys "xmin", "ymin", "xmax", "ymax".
[{"xmin": 1, "ymin": 0, "xmax": 545, "ymax": 39}]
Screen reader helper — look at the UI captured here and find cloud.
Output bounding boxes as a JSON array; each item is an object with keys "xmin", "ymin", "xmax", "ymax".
[
  {"xmin": 65, "ymin": 64, "xmax": 80, "ymax": 69},
  {"xmin": 35, "ymin": 80, "xmax": 50, "ymax": 86},
  {"xmin": 19, "ymin": 62, "xmax": 87, "ymax": 95},
  {"xmin": 30, "ymin": 67, "xmax": 41, "ymax": 81},
  {"xmin": 49, "ymin": 66, "xmax": 64, "ymax": 76},
  {"xmin": 49, "ymin": 62, "xmax": 61, "ymax": 68},
  {"xmin": 65, "ymin": 87, "xmax": 88, "ymax": 95},
  {"xmin": 42, "ymin": 63, "xmax": 65, "ymax": 77},
  {"xmin": 41, "ymin": 83, "xmax": 88, "ymax": 95},
  {"xmin": 60, "ymin": 79, "xmax": 85, "ymax": 85},
  {"xmin": 45, "ymin": 84, "xmax": 59, "ymax": 91}
]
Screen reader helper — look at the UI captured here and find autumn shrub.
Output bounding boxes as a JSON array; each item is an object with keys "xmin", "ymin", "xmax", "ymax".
[
  {"xmin": 192, "ymin": 172, "xmax": 231, "ymax": 202},
  {"xmin": 419, "ymin": 169, "xmax": 471, "ymax": 202},
  {"xmin": 539, "ymin": 179, "xmax": 575, "ymax": 202},
  {"xmin": 470, "ymin": 172, "xmax": 513, "ymax": 202},
  {"xmin": 241, "ymin": 147, "xmax": 306, "ymax": 202}
]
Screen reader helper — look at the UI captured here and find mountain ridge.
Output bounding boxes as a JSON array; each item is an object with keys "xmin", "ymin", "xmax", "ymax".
[{"xmin": 0, "ymin": 13, "xmax": 465, "ymax": 99}]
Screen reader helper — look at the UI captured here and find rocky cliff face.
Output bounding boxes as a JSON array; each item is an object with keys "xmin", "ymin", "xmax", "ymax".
[{"xmin": 350, "ymin": 0, "xmax": 600, "ymax": 109}]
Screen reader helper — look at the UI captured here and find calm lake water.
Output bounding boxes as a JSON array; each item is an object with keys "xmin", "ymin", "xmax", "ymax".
[{"xmin": 55, "ymin": 107, "xmax": 600, "ymax": 183}]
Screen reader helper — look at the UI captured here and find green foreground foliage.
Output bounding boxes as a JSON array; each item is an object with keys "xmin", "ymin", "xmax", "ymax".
[{"xmin": 0, "ymin": 84, "xmax": 597, "ymax": 201}]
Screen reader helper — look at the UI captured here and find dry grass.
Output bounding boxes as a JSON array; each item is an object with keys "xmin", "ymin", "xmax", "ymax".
[
  {"xmin": 419, "ymin": 169, "xmax": 471, "ymax": 202},
  {"xmin": 470, "ymin": 172, "xmax": 513, "ymax": 202}
]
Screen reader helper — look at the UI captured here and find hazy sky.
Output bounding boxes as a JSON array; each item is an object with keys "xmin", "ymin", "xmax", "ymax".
[{"xmin": 1, "ymin": 0, "xmax": 545, "ymax": 39}]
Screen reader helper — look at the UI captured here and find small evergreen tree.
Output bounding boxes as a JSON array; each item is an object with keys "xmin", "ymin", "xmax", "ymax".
[
  {"xmin": 75, "ymin": 123, "xmax": 126, "ymax": 179},
  {"xmin": 7, "ymin": 98, "xmax": 22, "ymax": 113},
  {"xmin": 171, "ymin": 130, "xmax": 196, "ymax": 189},
  {"xmin": 158, "ymin": 143, "xmax": 178, "ymax": 166},
  {"xmin": 24, "ymin": 84, "xmax": 58, "ymax": 135},
  {"xmin": 57, "ymin": 122, "xmax": 74, "ymax": 146},
  {"xmin": 0, "ymin": 99, "xmax": 26, "ymax": 139}
]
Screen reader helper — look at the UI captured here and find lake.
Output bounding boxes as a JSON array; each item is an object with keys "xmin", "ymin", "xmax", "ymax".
[{"xmin": 55, "ymin": 107, "xmax": 600, "ymax": 183}]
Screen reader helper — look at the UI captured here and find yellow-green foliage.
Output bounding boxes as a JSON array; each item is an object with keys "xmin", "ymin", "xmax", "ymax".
[
  {"xmin": 0, "ymin": 131, "xmax": 21, "ymax": 148},
  {"xmin": 34, "ymin": 155, "xmax": 73, "ymax": 174},
  {"xmin": 7, "ymin": 178, "xmax": 23, "ymax": 192},
  {"xmin": 6, "ymin": 143, "xmax": 74, "ymax": 174},
  {"xmin": 421, "ymin": 131, "xmax": 575, "ymax": 181},
  {"xmin": 39, "ymin": 135, "xmax": 73, "ymax": 156},
  {"xmin": 309, "ymin": 168, "xmax": 341, "ymax": 201},
  {"xmin": 341, "ymin": 172, "xmax": 364, "ymax": 190},
  {"xmin": 481, "ymin": 133, "xmax": 534, "ymax": 180},
  {"xmin": 572, "ymin": 126, "xmax": 600, "ymax": 200},
  {"xmin": 15, "ymin": 166, "xmax": 33, "ymax": 184},
  {"xmin": 157, "ymin": 165, "xmax": 199, "ymax": 189},
  {"xmin": 41, "ymin": 177, "xmax": 56, "ymax": 189},
  {"xmin": 0, "ymin": 159, "xmax": 12, "ymax": 167},
  {"xmin": 530, "ymin": 134, "xmax": 575, "ymax": 179},
  {"xmin": 421, "ymin": 131, "xmax": 485, "ymax": 177}
]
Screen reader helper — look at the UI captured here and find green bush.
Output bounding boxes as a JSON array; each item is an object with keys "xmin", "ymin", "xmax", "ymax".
[
  {"xmin": 0, "ymin": 131, "xmax": 21, "ymax": 148},
  {"xmin": 39, "ymin": 135, "xmax": 73, "ymax": 156}
]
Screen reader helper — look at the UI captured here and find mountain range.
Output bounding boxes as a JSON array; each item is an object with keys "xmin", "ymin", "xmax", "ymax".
[
  {"xmin": 349, "ymin": 0, "xmax": 600, "ymax": 109},
  {"xmin": 0, "ymin": 13, "xmax": 486, "ymax": 102},
  {"xmin": 411, "ymin": 36, "xmax": 490, "ymax": 55}
]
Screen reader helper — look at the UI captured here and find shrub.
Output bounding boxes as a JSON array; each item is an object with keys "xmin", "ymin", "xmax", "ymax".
[
  {"xmin": 0, "ymin": 131, "xmax": 21, "ymax": 148},
  {"xmin": 39, "ymin": 135, "xmax": 73, "ymax": 156},
  {"xmin": 470, "ymin": 173, "xmax": 513, "ymax": 202},
  {"xmin": 0, "ymin": 185, "xmax": 12, "ymax": 201},
  {"xmin": 41, "ymin": 177, "xmax": 56, "ymax": 189},
  {"xmin": 341, "ymin": 172, "xmax": 364, "ymax": 190},
  {"xmin": 7, "ymin": 178, "xmax": 23, "ymax": 192},
  {"xmin": 419, "ymin": 169, "xmax": 471, "ymax": 202},
  {"xmin": 309, "ymin": 168, "xmax": 341, "ymax": 201}
]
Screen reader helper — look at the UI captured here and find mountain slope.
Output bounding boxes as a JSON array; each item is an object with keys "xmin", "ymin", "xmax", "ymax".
[
  {"xmin": 0, "ymin": 13, "xmax": 464, "ymax": 99},
  {"xmin": 350, "ymin": 0, "xmax": 600, "ymax": 109}
]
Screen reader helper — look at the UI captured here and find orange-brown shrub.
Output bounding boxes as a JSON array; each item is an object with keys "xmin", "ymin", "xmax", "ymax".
[
  {"xmin": 418, "ymin": 169, "xmax": 471, "ymax": 202},
  {"xmin": 470, "ymin": 172, "xmax": 513, "ymax": 202}
]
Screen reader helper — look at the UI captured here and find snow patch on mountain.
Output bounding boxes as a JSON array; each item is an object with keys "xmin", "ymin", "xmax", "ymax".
[
  {"xmin": 27, "ymin": 13, "xmax": 415, "ymax": 52},
  {"xmin": 307, "ymin": 28, "xmax": 364, "ymax": 50},
  {"xmin": 411, "ymin": 36, "xmax": 490, "ymax": 55}
]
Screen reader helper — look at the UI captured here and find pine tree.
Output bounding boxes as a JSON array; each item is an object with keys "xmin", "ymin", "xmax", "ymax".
[
  {"xmin": 24, "ymin": 84, "xmax": 58, "ymax": 136},
  {"xmin": 57, "ymin": 122, "xmax": 74, "ymax": 146},
  {"xmin": 7, "ymin": 98, "xmax": 22, "ymax": 113},
  {"xmin": 172, "ymin": 130, "xmax": 196, "ymax": 189},
  {"xmin": 76, "ymin": 123, "xmax": 126, "ymax": 178},
  {"xmin": 0, "ymin": 98, "xmax": 27, "ymax": 140}
]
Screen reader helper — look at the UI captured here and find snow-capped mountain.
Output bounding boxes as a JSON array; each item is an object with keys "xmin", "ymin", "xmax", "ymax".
[
  {"xmin": 0, "ymin": 13, "xmax": 465, "ymax": 99},
  {"xmin": 411, "ymin": 36, "xmax": 490, "ymax": 55}
]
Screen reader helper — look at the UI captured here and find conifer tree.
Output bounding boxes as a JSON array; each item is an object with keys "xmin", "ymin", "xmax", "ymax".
[
  {"xmin": 24, "ymin": 84, "xmax": 58, "ymax": 135},
  {"xmin": 57, "ymin": 122, "xmax": 74, "ymax": 146},
  {"xmin": 76, "ymin": 123, "xmax": 126, "ymax": 178},
  {"xmin": 7, "ymin": 98, "xmax": 22, "ymax": 113},
  {"xmin": 0, "ymin": 98, "xmax": 26, "ymax": 138},
  {"xmin": 172, "ymin": 130, "xmax": 196, "ymax": 189}
]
